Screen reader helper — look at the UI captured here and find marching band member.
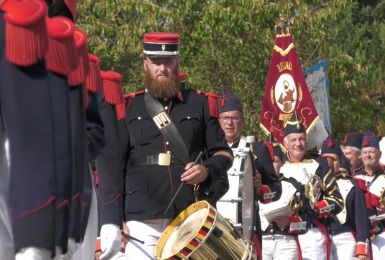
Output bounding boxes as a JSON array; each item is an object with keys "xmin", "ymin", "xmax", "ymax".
[
  {"xmin": 342, "ymin": 128, "xmax": 364, "ymax": 175},
  {"xmin": 354, "ymin": 130, "xmax": 385, "ymax": 260},
  {"xmin": 99, "ymin": 32, "xmax": 233, "ymax": 259},
  {"xmin": 217, "ymin": 87, "xmax": 281, "ymax": 259},
  {"xmin": 1, "ymin": 0, "xmax": 58, "ymax": 258},
  {"xmin": 280, "ymin": 115, "xmax": 344, "ymax": 260},
  {"xmin": 260, "ymin": 139, "xmax": 301, "ymax": 260},
  {"xmin": 321, "ymin": 135, "xmax": 369, "ymax": 260}
]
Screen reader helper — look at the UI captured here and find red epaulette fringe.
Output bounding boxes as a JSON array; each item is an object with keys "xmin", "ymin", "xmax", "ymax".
[
  {"xmin": 116, "ymin": 101, "xmax": 126, "ymax": 121},
  {"xmin": 67, "ymin": 28, "xmax": 89, "ymax": 87},
  {"xmin": 45, "ymin": 16, "xmax": 76, "ymax": 75},
  {"xmin": 84, "ymin": 54, "xmax": 102, "ymax": 93},
  {"xmin": 100, "ymin": 70, "xmax": 123, "ymax": 105},
  {"xmin": 196, "ymin": 90, "xmax": 219, "ymax": 118},
  {"xmin": 3, "ymin": 0, "xmax": 48, "ymax": 66},
  {"xmin": 64, "ymin": 0, "xmax": 76, "ymax": 21}
]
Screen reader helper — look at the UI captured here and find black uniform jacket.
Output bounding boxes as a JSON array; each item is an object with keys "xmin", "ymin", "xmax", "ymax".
[
  {"xmin": 281, "ymin": 151, "xmax": 344, "ymax": 223},
  {"xmin": 251, "ymin": 140, "xmax": 282, "ymax": 201},
  {"xmin": 328, "ymin": 176, "xmax": 369, "ymax": 245},
  {"xmin": 120, "ymin": 88, "xmax": 233, "ymax": 221},
  {"xmin": 355, "ymin": 167, "xmax": 385, "ymax": 229}
]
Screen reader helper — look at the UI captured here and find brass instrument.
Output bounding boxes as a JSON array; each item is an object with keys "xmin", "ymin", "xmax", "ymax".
[
  {"xmin": 304, "ymin": 175, "xmax": 323, "ymax": 205},
  {"xmin": 288, "ymin": 175, "xmax": 323, "ymax": 214}
]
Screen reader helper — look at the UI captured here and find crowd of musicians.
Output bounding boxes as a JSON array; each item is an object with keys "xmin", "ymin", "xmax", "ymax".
[{"xmin": 0, "ymin": 1, "xmax": 385, "ymax": 260}]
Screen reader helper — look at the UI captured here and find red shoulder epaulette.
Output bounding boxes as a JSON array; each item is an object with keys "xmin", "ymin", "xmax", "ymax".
[
  {"xmin": 45, "ymin": 16, "xmax": 77, "ymax": 75},
  {"xmin": 264, "ymin": 141, "xmax": 275, "ymax": 161},
  {"xmin": 116, "ymin": 102, "xmax": 126, "ymax": 121},
  {"xmin": 2, "ymin": 0, "xmax": 48, "ymax": 66},
  {"xmin": 64, "ymin": 0, "xmax": 76, "ymax": 21},
  {"xmin": 196, "ymin": 90, "xmax": 219, "ymax": 118},
  {"xmin": 84, "ymin": 54, "xmax": 103, "ymax": 93},
  {"xmin": 67, "ymin": 28, "xmax": 89, "ymax": 87},
  {"xmin": 123, "ymin": 90, "xmax": 145, "ymax": 100},
  {"xmin": 100, "ymin": 70, "xmax": 123, "ymax": 105}
]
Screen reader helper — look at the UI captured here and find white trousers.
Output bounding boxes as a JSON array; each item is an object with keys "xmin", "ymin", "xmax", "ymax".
[
  {"xmin": 298, "ymin": 227, "xmax": 327, "ymax": 260},
  {"xmin": 0, "ymin": 119, "xmax": 13, "ymax": 260},
  {"xmin": 72, "ymin": 175, "xmax": 98, "ymax": 260},
  {"xmin": 372, "ymin": 231, "xmax": 385, "ymax": 260},
  {"xmin": 124, "ymin": 219, "xmax": 171, "ymax": 260},
  {"xmin": 330, "ymin": 232, "xmax": 357, "ymax": 260},
  {"xmin": 262, "ymin": 234, "xmax": 298, "ymax": 260}
]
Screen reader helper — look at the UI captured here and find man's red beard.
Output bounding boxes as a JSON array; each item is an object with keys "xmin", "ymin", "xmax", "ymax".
[{"xmin": 144, "ymin": 69, "xmax": 180, "ymax": 99}]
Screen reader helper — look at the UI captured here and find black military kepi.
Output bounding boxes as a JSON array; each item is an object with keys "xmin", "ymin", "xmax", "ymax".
[
  {"xmin": 343, "ymin": 128, "xmax": 363, "ymax": 149},
  {"xmin": 321, "ymin": 134, "xmax": 343, "ymax": 158},
  {"xmin": 340, "ymin": 155, "xmax": 352, "ymax": 175},
  {"xmin": 284, "ymin": 113, "xmax": 306, "ymax": 136},
  {"xmin": 266, "ymin": 134, "xmax": 284, "ymax": 159},
  {"xmin": 218, "ymin": 86, "xmax": 243, "ymax": 114},
  {"xmin": 361, "ymin": 129, "xmax": 380, "ymax": 149},
  {"xmin": 143, "ymin": 32, "xmax": 180, "ymax": 57}
]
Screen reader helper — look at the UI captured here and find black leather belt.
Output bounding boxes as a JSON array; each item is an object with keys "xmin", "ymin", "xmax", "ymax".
[{"xmin": 127, "ymin": 154, "xmax": 184, "ymax": 167}]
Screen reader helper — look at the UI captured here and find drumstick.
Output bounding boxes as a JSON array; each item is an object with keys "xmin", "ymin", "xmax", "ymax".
[
  {"xmin": 163, "ymin": 151, "xmax": 203, "ymax": 216},
  {"xmin": 121, "ymin": 231, "xmax": 145, "ymax": 244}
]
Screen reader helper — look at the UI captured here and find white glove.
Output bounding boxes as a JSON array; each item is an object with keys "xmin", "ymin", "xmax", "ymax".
[
  {"xmin": 15, "ymin": 247, "xmax": 51, "ymax": 260},
  {"xmin": 99, "ymin": 224, "xmax": 121, "ymax": 260}
]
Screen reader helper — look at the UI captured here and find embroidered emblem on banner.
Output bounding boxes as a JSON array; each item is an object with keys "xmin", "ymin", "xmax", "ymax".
[{"xmin": 153, "ymin": 112, "xmax": 170, "ymax": 129}]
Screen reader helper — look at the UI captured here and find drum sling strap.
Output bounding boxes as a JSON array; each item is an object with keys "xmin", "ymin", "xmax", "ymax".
[
  {"xmin": 144, "ymin": 91, "xmax": 190, "ymax": 164},
  {"xmin": 144, "ymin": 91, "xmax": 201, "ymax": 203}
]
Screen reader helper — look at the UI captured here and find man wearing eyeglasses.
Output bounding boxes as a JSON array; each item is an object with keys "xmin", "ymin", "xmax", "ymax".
[
  {"xmin": 217, "ymin": 86, "xmax": 281, "ymax": 259},
  {"xmin": 218, "ymin": 87, "xmax": 244, "ymax": 147}
]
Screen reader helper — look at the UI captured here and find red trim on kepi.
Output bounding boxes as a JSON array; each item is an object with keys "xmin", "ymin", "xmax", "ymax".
[{"xmin": 143, "ymin": 32, "xmax": 180, "ymax": 57}]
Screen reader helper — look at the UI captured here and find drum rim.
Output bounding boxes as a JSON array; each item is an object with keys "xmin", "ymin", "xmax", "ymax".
[{"xmin": 155, "ymin": 200, "xmax": 217, "ymax": 259}]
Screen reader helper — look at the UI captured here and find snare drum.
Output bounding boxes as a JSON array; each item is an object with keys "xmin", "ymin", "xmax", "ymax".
[
  {"xmin": 216, "ymin": 147, "xmax": 255, "ymax": 240},
  {"xmin": 155, "ymin": 201, "xmax": 256, "ymax": 260}
]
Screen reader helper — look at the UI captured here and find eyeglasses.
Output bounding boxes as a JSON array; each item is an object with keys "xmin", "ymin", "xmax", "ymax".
[{"xmin": 219, "ymin": 116, "xmax": 242, "ymax": 123}]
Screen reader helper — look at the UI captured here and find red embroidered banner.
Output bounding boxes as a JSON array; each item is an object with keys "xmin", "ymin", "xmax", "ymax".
[{"xmin": 259, "ymin": 33, "xmax": 319, "ymax": 145}]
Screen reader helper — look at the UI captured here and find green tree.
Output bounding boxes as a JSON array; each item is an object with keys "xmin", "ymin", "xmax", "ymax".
[{"xmin": 77, "ymin": 0, "xmax": 385, "ymax": 139}]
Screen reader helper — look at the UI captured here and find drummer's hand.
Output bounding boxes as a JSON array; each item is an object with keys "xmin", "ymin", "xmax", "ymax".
[
  {"xmin": 181, "ymin": 163, "xmax": 208, "ymax": 185},
  {"xmin": 99, "ymin": 224, "xmax": 121, "ymax": 260},
  {"xmin": 358, "ymin": 255, "xmax": 368, "ymax": 260},
  {"xmin": 121, "ymin": 223, "xmax": 130, "ymax": 252},
  {"xmin": 253, "ymin": 171, "xmax": 262, "ymax": 196}
]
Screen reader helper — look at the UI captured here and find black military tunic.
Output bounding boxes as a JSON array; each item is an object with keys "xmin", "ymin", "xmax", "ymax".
[
  {"xmin": 120, "ymin": 88, "xmax": 233, "ymax": 221},
  {"xmin": 281, "ymin": 151, "xmax": 344, "ymax": 221},
  {"xmin": 328, "ymin": 176, "xmax": 370, "ymax": 256}
]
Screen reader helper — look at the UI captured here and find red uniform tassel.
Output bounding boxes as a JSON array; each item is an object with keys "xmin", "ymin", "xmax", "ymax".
[
  {"xmin": 362, "ymin": 137, "xmax": 369, "ymax": 147},
  {"xmin": 3, "ymin": 0, "xmax": 48, "ymax": 66},
  {"xmin": 67, "ymin": 29, "xmax": 89, "ymax": 87},
  {"xmin": 64, "ymin": 0, "xmax": 76, "ymax": 21},
  {"xmin": 264, "ymin": 142, "xmax": 275, "ymax": 161},
  {"xmin": 84, "ymin": 54, "xmax": 102, "ymax": 93},
  {"xmin": 344, "ymin": 134, "xmax": 348, "ymax": 145},
  {"xmin": 204, "ymin": 92, "xmax": 219, "ymax": 118},
  {"xmin": 116, "ymin": 101, "xmax": 126, "ymax": 121},
  {"xmin": 100, "ymin": 70, "xmax": 123, "ymax": 105},
  {"xmin": 45, "ymin": 16, "xmax": 76, "ymax": 75}
]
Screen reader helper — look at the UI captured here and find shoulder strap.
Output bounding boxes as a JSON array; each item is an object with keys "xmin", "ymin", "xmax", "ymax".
[{"xmin": 144, "ymin": 91, "xmax": 190, "ymax": 164}]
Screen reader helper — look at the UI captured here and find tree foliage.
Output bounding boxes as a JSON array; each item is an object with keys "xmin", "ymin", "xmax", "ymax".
[{"xmin": 77, "ymin": 0, "xmax": 385, "ymax": 139}]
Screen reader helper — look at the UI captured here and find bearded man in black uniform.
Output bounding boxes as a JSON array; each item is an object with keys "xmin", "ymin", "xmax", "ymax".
[{"xmin": 99, "ymin": 32, "xmax": 233, "ymax": 259}]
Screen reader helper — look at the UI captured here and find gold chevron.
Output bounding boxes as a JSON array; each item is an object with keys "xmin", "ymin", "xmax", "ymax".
[{"xmin": 273, "ymin": 43, "xmax": 295, "ymax": 57}]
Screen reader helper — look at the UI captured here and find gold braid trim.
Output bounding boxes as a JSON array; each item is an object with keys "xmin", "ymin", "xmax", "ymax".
[
  {"xmin": 327, "ymin": 196, "xmax": 344, "ymax": 208},
  {"xmin": 324, "ymin": 178, "xmax": 336, "ymax": 191},
  {"xmin": 327, "ymin": 184, "xmax": 338, "ymax": 195},
  {"xmin": 273, "ymin": 43, "xmax": 295, "ymax": 57},
  {"xmin": 213, "ymin": 150, "xmax": 234, "ymax": 161}
]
